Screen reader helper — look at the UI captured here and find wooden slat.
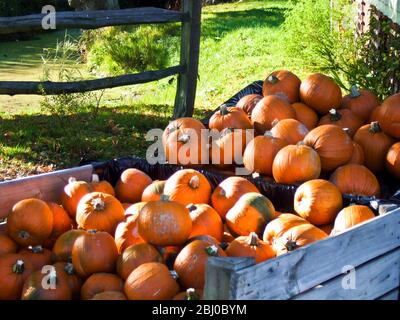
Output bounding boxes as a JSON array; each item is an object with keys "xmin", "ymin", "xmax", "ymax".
[
  {"xmin": 292, "ymin": 248, "xmax": 400, "ymax": 300},
  {"xmin": 0, "ymin": 165, "xmax": 93, "ymax": 219},
  {"xmin": 173, "ymin": 0, "xmax": 202, "ymax": 118},
  {"xmin": 0, "ymin": 65, "xmax": 184, "ymax": 95},
  {"xmin": 377, "ymin": 288, "xmax": 399, "ymax": 300},
  {"xmin": 0, "ymin": 8, "xmax": 187, "ymax": 35},
  {"xmin": 205, "ymin": 208, "xmax": 400, "ymax": 300}
]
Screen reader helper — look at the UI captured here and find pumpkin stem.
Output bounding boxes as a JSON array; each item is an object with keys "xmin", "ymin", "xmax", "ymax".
[
  {"xmin": 18, "ymin": 230, "xmax": 30, "ymax": 240},
  {"xmin": 186, "ymin": 288, "xmax": 200, "ymax": 300},
  {"xmin": 271, "ymin": 118, "xmax": 279, "ymax": 128},
  {"xmin": 189, "ymin": 175, "xmax": 200, "ymax": 189},
  {"xmin": 187, "ymin": 204, "xmax": 197, "ymax": 212},
  {"xmin": 350, "ymin": 85, "xmax": 361, "ymax": 98},
  {"xmin": 68, "ymin": 177, "xmax": 77, "ymax": 184},
  {"xmin": 285, "ymin": 239, "xmax": 298, "ymax": 252},
  {"xmin": 369, "ymin": 121, "xmax": 382, "ymax": 133},
  {"xmin": 204, "ymin": 245, "xmax": 219, "ymax": 256},
  {"xmin": 267, "ymin": 74, "xmax": 279, "ymax": 84},
  {"xmin": 30, "ymin": 245, "xmax": 44, "ymax": 254},
  {"xmin": 329, "ymin": 108, "xmax": 342, "ymax": 122},
  {"xmin": 12, "ymin": 260, "xmax": 25, "ymax": 274},
  {"xmin": 177, "ymin": 133, "xmax": 190, "ymax": 144},
  {"xmin": 170, "ymin": 270, "xmax": 179, "ymax": 280},
  {"xmin": 92, "ymin": 174, "xmax": 100, "ymax": 183},
  {"xmin": 220, "ymin": 104, "xmax": 229, "ymax": 116},
  {"xmin": 64, "ymin": 262, "xmax": 75, "ymax": 275},
  {"xmin": 248, "ymin": 232, "xmax": 260, "ymax": 246},
  {"xmin": 91, "ymin": 197, "xmax": 106, "ymax": 211},
  {"xmin": 160, "ymin": 194, "xmax": 170, "ymax": 202}
]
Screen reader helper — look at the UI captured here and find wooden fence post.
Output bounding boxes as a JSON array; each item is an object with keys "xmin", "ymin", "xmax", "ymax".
[{"xmin": 173, "ymin": 0, "xmax": 201, "ymax": 119}]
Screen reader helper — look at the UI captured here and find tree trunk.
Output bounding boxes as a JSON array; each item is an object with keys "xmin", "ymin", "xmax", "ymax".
[{"xmin": 68, "ymin": 0, "xmax": 120, "ymax": 11}]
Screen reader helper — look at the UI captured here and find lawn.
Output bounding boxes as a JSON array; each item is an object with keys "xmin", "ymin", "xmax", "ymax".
[{"xmin": 0, "ymin": 0, "xmax": 306, "ymax": 181}]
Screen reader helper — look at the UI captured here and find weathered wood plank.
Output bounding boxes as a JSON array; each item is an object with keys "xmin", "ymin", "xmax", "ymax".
[
  {"xmin": 377, "ymin": 288, "xmax": 399, "ymax": 300},
  {"xmin": 0, "ymin": 8, "xmax": 187, "ymax": 35},
  {"xmin": 173, "ymin": 0, "xmax": 202, "ymax": 118},
  {"xmin": 0, "ymin": 165, "xmax": 93, "ymax": 219},
  {"xmin": 292, "ymin": 248, "xmax": 400, "ymax": 300},
  {"xmin": 227, "ymin": 209, "xmax": 400, "ymax": 300},
  {"xmin": 0, "ymin": 65, "xmax": 184, "ymax": 95}
]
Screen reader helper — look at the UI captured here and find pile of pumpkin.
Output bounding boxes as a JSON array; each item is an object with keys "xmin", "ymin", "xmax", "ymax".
[
  {"xmin": 0, "ymin": 165, "xmax": 378, "ymax": 300},
  {"xmin": 163, "ymin": 70, "xmax": 400, "ymax": 187}
]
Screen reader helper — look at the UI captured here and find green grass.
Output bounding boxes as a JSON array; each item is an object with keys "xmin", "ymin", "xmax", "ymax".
[{"xmin": 0, "ymin": 0, "xmax": 312, "ymax": 180}]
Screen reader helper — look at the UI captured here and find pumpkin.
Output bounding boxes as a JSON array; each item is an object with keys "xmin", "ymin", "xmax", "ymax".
[
  {"xmin": 374, "ymin": 93, "xmax": 400, "ymax": 139},
  {"xmin": 211, "ymin": 177, "xmax": 260, "ymax": 219},
  {"xmin": 294, "ymin": 179, "xmax": 343, "ymax": 225},
  {"xmin": 173, "ymin": 288, "xmax": 203, "ymax": 300},
  {"xmin": 43, "ymin": 202, "xmax": 72, "ymax": 248},
  {"xmin": 174, "ymin": 240, "xmax": 226, "ymax": 289},
  {"xmin": 124, "ymin": 262, "xmax": 180, "ymax": 300},
  {"xmin": 76, "ymin": 192, "xmax": 125, "ymax": 235},
  {"xmin": 21, "ymin": 268, "xmax": 72, "ymax": 300},
  {"xmin": 163, "ymin": 169, "xmax": 211, "ymax": 206},
  {"xmin": 0, "ymin": 254, "xmax": 33, "ymax": 300},
  {"xmin": 90, "ymin": 175, "xmax": 115, "ymax": 196},
  {"xmin": 225, "ymin": 192, "xmax": 276, "ymax": 236},
  {"xmin": 0, "ymin": 234, "xmax": 18, "ymax": 255},
  {"xmin": 332, "ymin": 205, "xmax": 375, "ymax": 235},
  {"xmin": 243, "ymin": 131, "xmax": 287, "ymax": 175},
  {"xmin": 319, "ymin": 224, "xmax": 334, "ymax": 235},
  {"xmin": 61, "ymin": 177, "xmax": 92, "ymax": 218},
  {"xmin": 92, "ymin": 291, "xmax": 128, "ymax": 300},
  {"xmin": 19, "ymin": 245, "xmax": 52, "ymax": 271},
  {"xmin": 273, "ymin": 224, "xmax": 328, "ymax": 255},
  {"xmin": 262, "ymin": 70, "xmax": 301, "ymax": 103},
  {"xmin": 138, "ymin": 196, "xmax": 192, "ymax": 246},
  {"xmin": 299, "ymin": 73, "xmax": 342, "ymax": 114},
  {"xmin": 225, "ymin": 232, "xmax": 275, "ymax": 263},
  {"xmin": 251, "ymin": 95, "xmax": 296, "ymax": 134},
  {"xmin": 124, "ymin": 201, "xmax": 147, "ymax": 218},
  {"xmin": 236, "ymin": 94, "xmax": 263, "ymax": 116},
  {"xmin": 353, "ymin": 121, "xmax": 395, "ymax": 172},
  {"xmin": 271, "ymin": 119, "xmax": 309, "ymax": 145},
  {"xmin": 304, "ymin": 124, "xmax": 354, "ymax": 171},
  {"xmin": 116, "ymin": 243, "xmax": 163, "ymax": 280},
  {"xmin": 209, "ymin": 105, "xmax": 252, "ymax": 131},
  {"xmin": 141, "ymin": 180, "xmax": 166, "ymax": 202},
  {"xmin": 52, "ymin": 229, "xmax": 86, "ymax": 262},
  {"xmin": 262, "ymin": 213, "xmax": 310, "ymax": 244},
  {"xmin": 186, "ymin": 234, "xmax": 220, "ymax": 246},
  {"xmin": 272, "ymin": 143, "xmax": 321, "ymax": 184},
  {"xmin": 81, "ymin": 273, "xmax": 124, "ymax": 300},
  {"xmin": 341, "ymin": 85, "xmax": 380, "ymax": 122},
  {"xmin": 292, "ymin": 102, "xmax": 319, "ymax": 130},
  {"xmin": 187, "ymin": 204, "xmax": 224, "ymax": 242},
  {"xmin": 329, "ymin": 164, "xmax": 380, "ymax": 197},
  {"xmin": 162, "ymin": 117, "xmax": 206, "ymax": 149},
  {"xmin": 386, "ymin": 142, "xmax": 400, "ymax": 178},
  {"xmin": 347, "ymin": 141, "xmax": 365, "ymax": 165},
  {"xmin": 115, "ymin": 168, "xmax": 152, "ymax": 203},
  {"xmin": 7, "ymin": 198, "xmax": 53, "ymax": 247},
  {"xmin": 209, "ymin": 128, "xmax": 251, "ymax": 167},
  {"xmin": 114, "ymin": 212, "xmax": 145, "ymax": 254},
  {"xmin": 318, "ymin": 108, "xmax": 363, "ymax": 137},
  {"xmin": 71, "ymin": 230, "xmax": 118, "ymax": 278},
  {"xmin": 53, "ymin": 262, "xmax": 82, "ymax": 300}
]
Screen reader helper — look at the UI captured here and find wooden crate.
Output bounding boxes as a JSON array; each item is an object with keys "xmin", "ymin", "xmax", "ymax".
[{"xmin": 0, "ymin": 165, "xmax": 399, "ymax": 300}]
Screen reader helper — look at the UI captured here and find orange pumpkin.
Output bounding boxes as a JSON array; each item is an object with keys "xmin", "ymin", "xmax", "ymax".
[
  {"xmin": 299, "ymin": 73, "xmax": 342, "ymax": 114},
  {"xmin": 0, "ymin": 234, "xmax": 18, "ymax": 255},
  {"xmin": 92, "ymin": 291, "xmax": 127, "ymax": 300},
  {"xmin": 71, "ymin": 230, "xmax": 118, "ymax": 278},
  {"xmin": 304, "ymin": 124, "xmax": 354, "ymax": 172},
  {"xmin": 271, "ymin": 119, "xmax": 309, "ymax": 145},
  {"xmin": 90, "ymin": 177, "xmax": 115, "ymax": 196},
  {"xmin": 19, "ymin": 245, "xmax": 52, "ymax": 271},
  {"xmin": 292, "ymin": 102, "xmax": 319, "ymax": 130},
  {"xmin": 353, "ymin": 121, "xmax": 395, "ymax": 172},
  {"xmin": 138, "ymin": 197, "xmax": 192, "ymax": 246},
  {"xmin": 329, "ymin": 164, "xmax": 380, "ymax": 197},
  {"xmin": 386, "ymin": 142, "xmax": 400, "ymax": 178},
  {"xmin": 162, "ymin": 117, "xmax": 206, "ymax": 149},
  {"xmin": 209, "ymin": 105, "xmax": 252, "ymax": 131},
  {"xmin": 163, "ymin": 169, "xmax": 211, "ymax": 206},
  {"xmin": 251, "ymin": 95, "xmax": 296, "ymax": 134},
  {"xmin": 173, "ymin": 288, "xmax": 203, "ymax": 300},
  {"xmin": 225, "ymin": 192, "xmax": 276, "ymax": 236},
  {"xmin": 187, "ymin": 234, "xmax": 220, "ymax": 246},
  {"xmin": 319, "ymin": 224, "xmax": 334, "ymax": 235},
  {"xmin": 43, "ymin": 202, "xmax": 72, "ymax": 248},
  {"xmin": 114, "ymin": 211, "xmax": 145, "ymax": 254},
  {"xmin": 262, "ymin": 70, "xmax": 301, "ymax": 103},
  {"xmin": 124, "ymin": 201, "xmax": 147, "ymax": 218},
  {"xmin": 332, "ymin": 205, "xmax": 375, "ymax": 234},
  {"xmin": 294, "ymin": 179, "xmax": 343, "ymax": 225},
  {"xmin": 236, "ymin": 94, "xmax": 263, "ymax": 116},
  {"xmin": 272, "ymin": 143, "xmax": 321, "ymax": 184},
  {"xmin": 53, "ymin": 262, "xmax": 82, "ymax": 300},
  {"xmin": 375, "ymin": 93, "xmax": 400, "ymax": 139},
  {"xmin": 174, "ymin": 240, "xmax": 226, "ymax": 289},
  {"xmin": 211, "ymin": 177, "xmax": 260, "ymax": 219},
  {"xmin": 347, "ymin": 141, "xmax": 365, "ymax": 165},
  {"xmin": 116, "ymin": 243, "xmax": 163, "ymax": 280},
  {"xmin": 7, "ymin": 198, "xmax": 53, "ymax": 247},
  {"xmin": 243, "ymin": 131, "xmax": 287, "ymax": 175},
  {"xmin": 76, "ymin": 192, "xmax": 125, "ymax": 235},
  {"xmin": 124, "ymin": 262, "xmax": 180, "ymax": 300},
  {"xmin": 318, "ymin": 109, "xmax": 363, "ymax": 137},
  {"xmin": 141, "ymin": 180, "xmax": 166, "ymax": 202},
  {"xmin": 81, "ymin": 273, "xmax": 124, "ymax": 300},
  {"xmin": 61, "ymin": 177, "xmax": 92, "ymax": 218},
  {"xmin": 187, "ymin": 204, "xmax": 224, "ymax": 242},
  {"xmin": 52, "ymin": 229, "xmax": 86, "ymax": 262},
  {"xmin": 225, "ymin": 232, "xmax": 275, "ymax": 263},
  {"xmin": 115, "ymin": 168, "xmax": 152, "ymax": 203},
  {"xmin": 341, "ymin": 85, "xmax": 380, "ymax": 122}
]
